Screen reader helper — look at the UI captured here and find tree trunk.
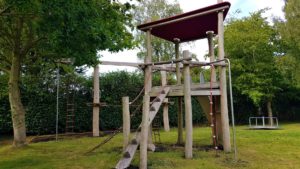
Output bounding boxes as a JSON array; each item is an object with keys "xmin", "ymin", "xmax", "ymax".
[
  {"xmin": 8, "ymin": 55, "xmax": 27, "ymax": 147},
  {"xmin": 267, "ymin": 100, "xmax": 273, "ymax": 126}
]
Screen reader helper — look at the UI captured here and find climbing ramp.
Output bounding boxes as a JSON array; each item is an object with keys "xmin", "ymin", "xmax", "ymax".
[{"xmin": 115, "ymin": 87, "xmax": 170, "ymax": 169}]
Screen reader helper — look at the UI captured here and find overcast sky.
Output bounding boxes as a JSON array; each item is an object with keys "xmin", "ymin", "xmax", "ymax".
[{"xmin": 94, "ymin": 0, "xmax": 285, "ymax": 75}]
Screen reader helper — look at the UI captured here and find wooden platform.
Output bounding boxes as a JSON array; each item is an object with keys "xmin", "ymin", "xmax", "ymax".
[{"xmin": 150, "ymin": 82, "xmax": 220, "ymax": 97}]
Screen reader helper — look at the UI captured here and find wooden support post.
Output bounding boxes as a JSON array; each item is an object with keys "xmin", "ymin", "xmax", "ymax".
[
  {"xmin": 218, "ymin": 0, "xmax": 231, "ymax": 152},
  {"xmin": 140, "ymin": 29, "xmax": 152, "ymax": 169},
  {"xmin": 122, "ymin": 96, "xmax": 130, "ymax": 152},
  {"xmin": 207, "ymin": 31, "xmax": 216, "ymax": 82},
  {"xmin": 92, "ymin": 65, "xmax": 100, "ymax": 137},
  {"xmin": 183, "ymin": 50, "xmax": 193, "ymax": 159},
  {"xmin": 161, "ymin": 68, "xmax": 170, "ymax": 132},
  {"xmin": 207, "ymin": 31, "xmax": 218, "ymax": 147},
  {"xmin": 175, "ymin": 40, "xmax": 184, "ymax": 145},
  {"xmin": 140, "ymin": 95, "xmax": 150, "ymax": 169},
  {"xmin": 215, "ymin": 96, "xmax": 223, "ymax": 144},
  {"xmin": 163, "ymin": 98, "xmax": 170, "ymax": 132}
]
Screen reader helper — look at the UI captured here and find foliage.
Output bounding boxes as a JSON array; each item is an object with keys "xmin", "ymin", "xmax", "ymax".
[
  {"xmin": 0, "ymin": 70, "xmax": 207, "ymax": 134},
  {"xmin": 280, "ymin": 0, "xmax": 300, "ymax": 59},
  {"xmin": 0, "ymin": 0, "xmax": 135, "ymax": 69},
  {"xmin": 134, "ymin": 0, "xmax": 182, "ymax": 62},
  {"xmin": 224, "ymin": 10, "xmax": 283, "ymax": 107},
  {"xmin": 0, "ymin": 0, "xmax": 135, "ymax": 145},
  {"xmin": 275, "ymin": 0, "xmax": 300, "ymax": 86}
]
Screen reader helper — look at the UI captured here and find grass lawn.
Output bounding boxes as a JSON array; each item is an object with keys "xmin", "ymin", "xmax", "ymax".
[{"xmin": 0, "ymin": 123, "xmax": 300, "ymax": 169}]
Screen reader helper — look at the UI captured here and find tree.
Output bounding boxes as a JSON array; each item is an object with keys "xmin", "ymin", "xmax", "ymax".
[
  {"xmin": 134, "ymin": 0, "xmax": 182, "ymax": 62},
  {"xmin": 224, "ymin": 10, "xmax": 283, "ymax": 121},
  {"xmin": 0, "ymin": 0, "xmax": 134, "ymax": 147},
  {"xmin": 276, "ymin": 0, "xmax": 300, "ymax": 86}
]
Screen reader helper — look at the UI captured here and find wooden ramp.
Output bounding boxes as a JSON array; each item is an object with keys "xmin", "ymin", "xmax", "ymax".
[
  {"xmin": 196, "ymin": 96, "xmax": 211, "ymax": 122},
  {"xmin": 115, "ymin": 87, "xmax": 170, "ymax": 169}
]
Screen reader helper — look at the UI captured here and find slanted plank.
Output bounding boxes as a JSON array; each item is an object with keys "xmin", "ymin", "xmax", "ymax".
[
  {"xmin": 196, "ymin": 96, "xmax": 211, "ymax": 122},
  {"xmin": 115, "ymin": 87, "xmax": 170, "ymax": 169},
  {"xmin": 116, "ymin": 133, "xmax": 141, "ymax": 169},
  {"xmin": 149, "ymin": 87, "xmax": 170, "ymax": 123}
]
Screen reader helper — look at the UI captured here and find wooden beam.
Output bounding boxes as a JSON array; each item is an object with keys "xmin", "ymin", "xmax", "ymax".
[
  {"xmin": 150, "ymin": 83, "xmax": 220, "ymax": 97},
  {"xmin": 100, "ymin": 61, "xmax": 176, "ymax": 72},
  {"xmin": 175, "ymin": 40, "xmax": 184, "ymax": 145},
  {"xmin": 116, "ymin": 87, "xmax": 170, "ymax": 169},
  {"xmin": 100, "ymin": 61, "xmax": 140, "ymax": 67},
  {"xmin": 207, "ymin": 31, "xmax": 217, "ymax": 82},
  {"xmin": 122, "ymin": 97, "xmax": 130, "ymax": 152},
  {"xmin": 183, "ymin": 50, "xmax": 193, "ymax": 159},
  {"xmin": 161, "ymin": 68, "xmax": 170, "ymax": 132},
  {"xmin": 140, "ymin": 29, "xmax": 152, "ymax": 169},
  {"xmin": 141, "ymin": 56, "xmax": 192, "ymax": 67},
  {"xmin": 187, "ymin": 61, "xmax": 227, "ymax": 67},
  {"xmin": 218, "ymin": 0, "xmax": 231, "ymax": 153},
  {"xmin": 92, "ymin": 65, "xmax": 100, "ymax": 137},
  {"xmin": 116, "ymin": 133, "xmax": 141, "ymax": 169},
  {"xmin": 140, "ymin": 95, "xmax": 150, "ymax": 169},
  {"xmin": 100, "ymin": 60, "xmax": 226, "ymax": 71}
]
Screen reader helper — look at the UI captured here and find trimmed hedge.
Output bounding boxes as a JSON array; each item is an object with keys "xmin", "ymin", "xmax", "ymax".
[{"xmin": 0, "ymin": 71, "xmax": 207, "ymax": 135}]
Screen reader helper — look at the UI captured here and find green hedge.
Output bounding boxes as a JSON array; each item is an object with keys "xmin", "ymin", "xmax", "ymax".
[
  {"xmin": 2, "ymin": 70, "xmax": 299, "ymax": 135},
  {"xmin": 0, "ymin": 71, "xmax": 207, "ymax": 135}
]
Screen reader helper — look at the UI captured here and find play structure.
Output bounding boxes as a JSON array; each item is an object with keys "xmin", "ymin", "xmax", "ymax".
[
  {"xmin": 91, "ymin": 1, "xmax": 237, "ymax": 169},
  {"xmin": 249, "ymin": 117, "xmax": 279, "ymax": 129}
]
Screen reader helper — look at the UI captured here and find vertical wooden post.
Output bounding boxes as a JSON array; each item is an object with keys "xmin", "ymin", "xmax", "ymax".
[
  {"xmin": 122, "ymin": 96, "xmax": 130, "ymax": 152},
  {"xmin": 218, "ymin": 0, "xmax": 231, "ymax": 152},
  {"xmin": 207, "ymin": 31, "xmax": 218, "ymax": 146},
  {"xmin": 92, "ymin": 65, "xmax": 100, "ymax": 137},
  {"xmin": 175, "ymin": 39, "xmax": 184, "ymax": 145},
  {"xmin": 161, "ymin": 68, "xmax": 170, "ymax": 131},
  {"xmin": 215, "ymin": 97, "xmax": 223, "ymax": 144},
  {"xmin": 140, "ymin": 94, "xmax": 150, "ymax": 169},
  {"xmin": 206, "ymin": 31, "xmax": 216, "ymax": 82},
  {"xmin": 162, "ymin": 99, "xmax": 169, "ymax": 131},
  {"xmin": 140, "ymin": 29, "xmax": 152, "ymax": 169},
  {"xmin": 183, "ymin": 50, "xmax": 193, "ymax": 159}
]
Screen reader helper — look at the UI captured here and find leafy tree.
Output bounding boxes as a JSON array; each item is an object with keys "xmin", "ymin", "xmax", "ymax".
[
  {"xmin": 224, "ymin": 10, "xmax": 283, "ymax": 120},
  {"xmin": 281, "ymin": 0, "xmax": 300, "ymax": 59},
  {"xmin": 134, "ymin": 0, "xmax": 182, "ymax": 62},
  {"xmin": 276, "ymin": 0, "xmax": 300, "ymax": 86},
  {"xmin": 0, "ymin": 0, "xmax": 134, "ymax": 147}
]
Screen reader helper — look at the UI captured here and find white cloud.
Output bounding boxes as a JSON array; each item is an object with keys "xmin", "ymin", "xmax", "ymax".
[{"xmin": 253, "ymin": 0, "xmax": 285, "ymax": 20}]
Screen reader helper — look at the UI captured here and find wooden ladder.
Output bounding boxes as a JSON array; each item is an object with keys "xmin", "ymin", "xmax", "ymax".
[
  {"xmin": 65, "ymin": 84, "xmax": 75, "ymax": 133},
  {"xmin": 115, "ymin": 86, "xmax": 170, "ymax": 169},
  {"xmin": 152, "ymin": 115, "xmax": 161, "ymax": 144}
]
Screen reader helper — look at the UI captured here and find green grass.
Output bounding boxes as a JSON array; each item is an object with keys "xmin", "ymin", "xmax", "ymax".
[{"xmin": 1, "ymin": 123, "xmax": 300, "ymax": 169}]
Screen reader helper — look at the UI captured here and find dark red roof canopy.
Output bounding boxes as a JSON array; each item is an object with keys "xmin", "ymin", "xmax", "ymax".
[{"xmin": 137, "ymin": 2, "xmax": 231, "ymax": 43}]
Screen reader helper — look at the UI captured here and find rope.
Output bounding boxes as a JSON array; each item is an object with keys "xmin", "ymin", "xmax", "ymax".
[
  {"xmin": 84, "ymin": 67, "xmax": 158, "ymax": 154},
  {"xmin": 130, "ymin": 87, "xmax": 145, "ymax": 105},
  {"xmin": 84, "ymin": 127, "xmax": 122, "ymax": 155}
]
